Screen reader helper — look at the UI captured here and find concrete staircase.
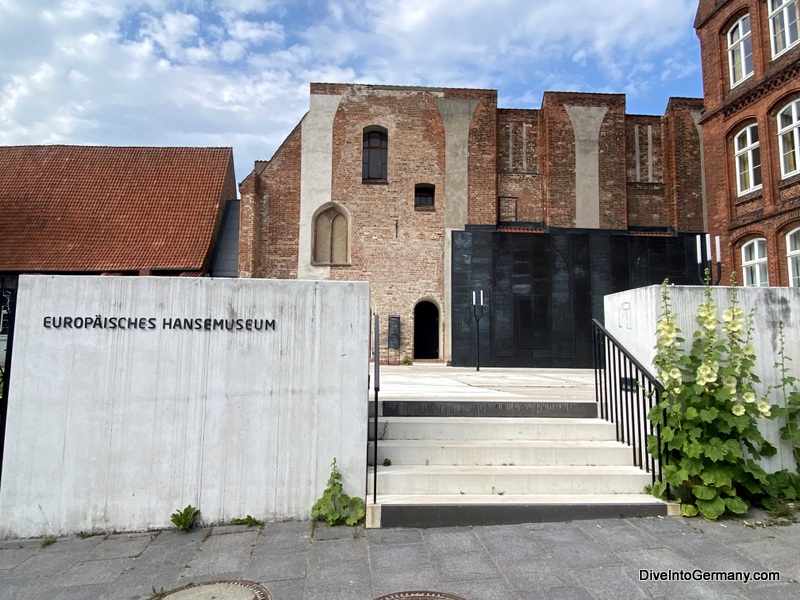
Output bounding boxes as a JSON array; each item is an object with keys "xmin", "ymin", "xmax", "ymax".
[{"xmin": 365, "ymin": 366, "xmax": 668, "ymax": 528}]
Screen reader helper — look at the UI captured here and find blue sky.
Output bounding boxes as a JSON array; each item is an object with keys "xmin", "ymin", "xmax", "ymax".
[{"xmin": 0, "ymin": 0, "xmax": 703, "ymax": 185}]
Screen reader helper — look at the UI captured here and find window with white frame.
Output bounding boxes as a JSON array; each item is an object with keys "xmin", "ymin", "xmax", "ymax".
[
  {"xmin": 778, "ymin": 99, "xmax": 800, "ymax": 177},
  {"xmin": 788, "ymin": 227, "xmax": 800, "ymax": 287},
  {"xmin": 728, "ymin": 14, "xmax": 754, "ymax": 87},
  {"xmin": 742, "ymin": 238, "xmax": 768, "ymax": 286},
  {"xmin": 769, "ymin": 0, "xmax": 799, "ymax": 57},
  {"xmin": 734, "ymin": 123, "xmax": 762, "ymax": 195}
]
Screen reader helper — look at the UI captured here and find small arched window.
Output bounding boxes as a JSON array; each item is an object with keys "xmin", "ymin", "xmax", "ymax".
[
  {"xmin": 787, "ymin": 227, "xmax": 800, "ymax": 287},
  {"xmin": 742, "ymin": 238, "xmax": 768, "ymax": 287},
  {"xmin": 362, "ymin": 127, "xmax": 388, "ymax": 181},
  {"xmin": 313, "ymin": 205, "xmax": 349, "ymax": 265},
  {"xmin": 728, "ymin": 14, "xmax": 754, "ymax": 87},
  {"xmin": 414, "ymin": 184, "xmax": 435, "ymax": 210}
]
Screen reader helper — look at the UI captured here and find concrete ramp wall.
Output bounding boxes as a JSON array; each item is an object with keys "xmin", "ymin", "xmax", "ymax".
[{"xmin": 0, "ymin": 275, "xmax": 369, "ymax": 538}]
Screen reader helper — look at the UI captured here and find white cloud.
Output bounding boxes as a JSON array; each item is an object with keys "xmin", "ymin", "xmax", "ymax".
[{"xmin": 0, "ymin": 0, "xmax": 702, "ymax": 183}]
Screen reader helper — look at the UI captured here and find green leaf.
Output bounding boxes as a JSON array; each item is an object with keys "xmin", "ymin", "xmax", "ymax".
[
  {"xmin": 692, "ymin": 485, "xmax": 718, "ymax": 501},
  {"xmin": 700, "ymin": 465, "xmax": 733, "ymax": 488},
  {"xmin": 705, "ymin": 439, "xmax": 727, "ymax": 462},
  {"xmin": 651, "ymin": 480, "xmax": 667, "ymax": 498},
  {"xmin": 699, "ymin": 408, "xmax": 719, "ymax": 423},
  {"xmin": 680, "ymin": 503, "xmax": 699, "ymax": 517},
  {"xmin": 685, "ymin": 407, "xmax": 699, "ymax": 420},
  {"xmin": 696, "ymin": 496, "xmax": 726, "ymax": 520},
  {"xmin": 661, "ymin": 427, "xmax": 675, "ymax": 443},
  {"xmin": 724, "ymin": 496, "xmax": 749, "ymax": 514}
]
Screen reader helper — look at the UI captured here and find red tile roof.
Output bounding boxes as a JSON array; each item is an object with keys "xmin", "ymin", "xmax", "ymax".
[{"xmin": 0, "ymin": 145, "xmax": 235, "ymax": 273}]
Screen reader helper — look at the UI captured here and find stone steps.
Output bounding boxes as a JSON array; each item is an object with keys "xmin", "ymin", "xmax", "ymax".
[
  {"xmin": 371, "ymin": 439, "xmax": 634, "ymax": 466},
  {"xmin": 366, "ymin": 414, "xmax": 665, "ymax": 528}
]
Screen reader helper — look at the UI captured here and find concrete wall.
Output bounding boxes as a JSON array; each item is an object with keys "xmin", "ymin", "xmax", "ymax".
[
  {"xmin": 604, "ymin": 285, "xmax": 800, "ymax": 471},
  {"xmin": 0, "ymin": 275, "xmax": 369, "ymax": 538}
]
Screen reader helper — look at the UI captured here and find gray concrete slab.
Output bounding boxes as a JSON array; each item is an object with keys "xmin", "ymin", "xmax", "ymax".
[{"xmin": 0, "ymin": 514, "xmax": 797, "ymax": 599}]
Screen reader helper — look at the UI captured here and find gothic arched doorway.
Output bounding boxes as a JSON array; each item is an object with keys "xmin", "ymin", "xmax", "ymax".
[{"xmin": 413, "ymin": 301, "xmax": 439, "ymax": 359}]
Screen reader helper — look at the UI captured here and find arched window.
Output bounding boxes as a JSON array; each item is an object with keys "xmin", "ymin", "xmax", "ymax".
[
  {"xmin": 787, "ymin": 227, "xmax": 800, "ymax": 287},
  {"xmin": 362, "ymin": 127, "xmax": 388, "ymax": 181},
  {"xmin": 312, "ymin": 205, "xmax": 349, "ymax": 265},
  {"xmin": 778, "ymin": 99, "xmax": 800, "ymax": 178},
  {"xmin": 414, "ymin": 184, "xmax": 435, "ymax": 210},
  {"xmin": 734, "ymin": 123, "xmax": 761, "ymax": 195},
  {"xmin": 769, "ymin": 0, "xmax": 799, "ymax": 57},
  {"xmin": 742, "ymin": 238, "xmax": 768, "ymax": 287},
  {"xmin": 728, "ymin": 14, "xmax": 754, "ymax": 87}
]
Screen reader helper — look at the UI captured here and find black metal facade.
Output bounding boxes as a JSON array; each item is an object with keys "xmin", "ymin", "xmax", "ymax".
[{"xmin": 451, "ymin": 228, "xmax": 702, "ymax": 368}]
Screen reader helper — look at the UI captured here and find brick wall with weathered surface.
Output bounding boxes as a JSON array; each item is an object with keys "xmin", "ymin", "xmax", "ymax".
[
  {"xmin": 696, "ymin": 0, "xmax": 800, "ymax": 285},
  {"xmin": 324, "ymin": 85, "xmax": 452, "ymax": 359},
  {"xmin": 238, "ymin": 124, "xmax": 302, "ymax": 279},
  {"xmin": 498, "ymin": 109, "xmax": 543, "ymax": 223}
]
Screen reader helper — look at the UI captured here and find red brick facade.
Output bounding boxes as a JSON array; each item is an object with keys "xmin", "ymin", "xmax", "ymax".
[
  {"xmin": 696, "ymin": 0, "xmax": 800, "ymax": 286},
  {"xmin": 240, "ymin": 83, "xmax": 704, "ymax": 360}
]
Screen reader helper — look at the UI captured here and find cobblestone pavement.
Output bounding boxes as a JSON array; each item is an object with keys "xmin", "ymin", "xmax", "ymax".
[{"xmin": 1, "ymin": 513, "xmax": 798, "ymax": 600}]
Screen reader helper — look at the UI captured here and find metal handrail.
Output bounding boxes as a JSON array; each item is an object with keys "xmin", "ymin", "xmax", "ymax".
[{"xmin": 592, "ymin": 318, "xmax": 665, "ymax": 484}]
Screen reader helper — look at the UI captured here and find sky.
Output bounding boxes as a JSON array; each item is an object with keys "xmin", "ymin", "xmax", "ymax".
[{"xmin": 0, "ymin": 0, "xmax": 704, "ymax": 186}]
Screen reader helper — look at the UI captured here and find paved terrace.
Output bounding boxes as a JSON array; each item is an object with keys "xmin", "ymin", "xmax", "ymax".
[{"xmin": 0, "ymin": 515, "xmax": 798, "ymax": 599}]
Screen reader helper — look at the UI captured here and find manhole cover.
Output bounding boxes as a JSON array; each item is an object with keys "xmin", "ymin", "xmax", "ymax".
[
  {"xmin": 162, "ymin": 580, "xmax": 271, "ymax": 600},
  {"xmin": 373, "ymin": 593, "xmax": 469, "ymax": 600}
]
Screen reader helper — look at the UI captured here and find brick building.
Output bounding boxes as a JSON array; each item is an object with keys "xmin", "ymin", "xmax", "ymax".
[
  {"xmin": 695, "ymin": 0, "xmax": 800, "ymax": 287},
  {"xmin": 240, "ymin": 84, "xmax": 705, "ymax": 366}
]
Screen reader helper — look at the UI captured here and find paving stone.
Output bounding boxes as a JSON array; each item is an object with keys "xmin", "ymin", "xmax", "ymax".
[
  {"xmin": 47, "ymin": 583, "xmax": 110, "ymax": 599},
  {"xmin": 371, "ymin": 567, "xmax": 442, "ymax": 597},
  {"xmin": 369, "ymin": 543, "xmax": 433, "ymax": 572},
  {"xmin": 244, "ymin": 550, "xmax": 308, "ymax": 582},
  {"xmin": 441, "ymin": 578, "xmax": 519, "ymax": 600},
  {"xmin": 54, "ymin": 556, "xmax": 131, "ymax": 587},
  {"xmin": 305, "ymin": 558, "xmax": 372, "ymax": 588},
  {"xmin": 4, "ymin": 547, "xmax": 85, "ymax": 578},
  {"xmin": 97, "ymin": 561, "xmax": 185, "ymax": 600},
  {"xmin": 186, "ymin": 530, "xmax": 259, "ymax": 576},
  {"xmin": 569, "ymin": 565, "xmax": 652, "ymax": 600},
  {"xmin": 739, "ymin": 582, "xmax": 800, "ymax": 600},
  {"xmin": 83, "ymin": 532, "xmax": 154, "ymax": 560},
  {"xmin": 0, "ymin": 547, "xmax": 38, "ymax": 572},
  {"xmin": 540, "ymin": 540, "xmax": 624, "ymax": 568},
  {"xmin": 500, "ymin": 559, "xmax": 577, "ymax": 591},
  {"xmin": 367, "ymin": 527, "xmax": 424, "ymax": 546},
  {"xmin": 432, "ymin": 551, "xmax": 502, "ymax": 583},
  {"xmin": 258, "ymin": 578, "xmax": 305, "ymax": 600},
  {"xmin": 312, "ymin": 523, "xmax": 360, "ymax": 541},
  {"xmin": 423, "ymin": 528, "xmax": 483, "ymax": 554},
  {"xmin": 582, "ymin": 522, "xmax": 665, "ymax": 553},
  {"xmin": 518, "ymin": 585, "xmax": 595, "ymax": 600},
  {"xmin": 0, "ymin": 576, "xmax": 58, "ymax": 600},
  {"xmin": 309, "ymin": 537, "xmax": 368, "ymax": 563},
  {"xmin": 303, "ymin": 560, "xmax": 373, "ymax": 600},
  {"xmin": 473, "ymin": 525, "xmax": 550, "ymax": 560}
]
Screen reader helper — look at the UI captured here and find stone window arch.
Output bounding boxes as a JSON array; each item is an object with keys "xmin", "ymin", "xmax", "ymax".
[{"xmin": 312, "ymin": 203, "xmax": 350, "ymax": 266}]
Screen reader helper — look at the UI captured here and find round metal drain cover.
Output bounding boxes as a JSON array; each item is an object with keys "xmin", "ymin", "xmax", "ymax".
[
  {"xmin": 374, "ymin": 593, "xmax": 469, "ymax": 600},
  {"xmin": 162, "ymin": 580, "xmax": 271, "ymax": 600}
]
